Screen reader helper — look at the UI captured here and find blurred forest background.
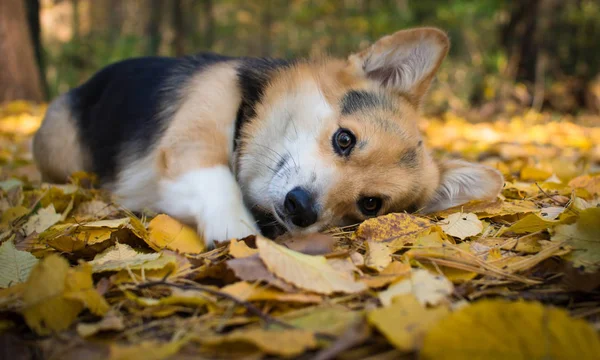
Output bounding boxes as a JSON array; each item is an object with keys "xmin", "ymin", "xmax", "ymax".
[{"xmin": 2, "ymin": 0, "xmax": 600, "ymax": 119}]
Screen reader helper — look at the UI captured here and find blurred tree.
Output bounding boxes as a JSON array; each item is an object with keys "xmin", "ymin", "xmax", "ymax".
[
  {"xmin": 147, "ymin": 0, "xmax": 163, "ymax": 55},
  {"xmin": 172, "ymin": 0, "xmax": 185, "ymax": 56},
  {"xmin": 0, "ymin": 0, "xmax": 44, "ymax": 103},
  {"xmin": 199, "ymin": 0, "xmax": 215, "ymax": 50},
  {"xmin": 25, "ymin": 0, "xmax": 48, "ymax": 99}
]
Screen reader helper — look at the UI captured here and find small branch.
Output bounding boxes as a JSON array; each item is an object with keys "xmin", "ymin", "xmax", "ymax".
[{"xmin": 135, "ymin": 280, "xmax": 336, "ymax": 341}]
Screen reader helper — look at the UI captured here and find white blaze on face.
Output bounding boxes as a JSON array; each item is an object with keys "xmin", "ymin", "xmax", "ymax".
[{"xmin": 238, "ymin": 81, "xmax": 338, "ymax": 231}]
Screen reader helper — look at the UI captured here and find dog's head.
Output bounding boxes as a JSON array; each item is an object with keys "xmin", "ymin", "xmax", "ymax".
[{"xmin": 237, "ymin": 27, "xmax": 503, "ymax": 237}]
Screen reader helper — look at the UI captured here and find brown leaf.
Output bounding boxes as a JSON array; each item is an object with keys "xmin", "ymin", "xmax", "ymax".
[{"xmin": 227, "ymin": 255, "xmax": 297, "ymax": 292}]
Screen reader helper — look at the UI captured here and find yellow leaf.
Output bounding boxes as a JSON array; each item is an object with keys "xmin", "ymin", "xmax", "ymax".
[
  {"xmin": 364, "ymin": 240, "xmax": 392, "ymax": 271},
  {"xmin": 147, "ymin": 214, "xmax": 205, "ymax": 253},
  {"xmin": 568, "ymin": 174, "xmax": 600, "ymax": 195},
  {"xmin": 21, "ymin": 254, "xmax": 83, "ymax": 334},
  {"xmin": 360, "ymin": 261, "xmax": 411, "ymax": 288},
  {"xmin": 282, "ymin": 305, "xmax": 361, "ymax": 336},
  {"xmin": 368, "ymin": 294, "xmax": 448, "ymax": 351},
  {"xmin": 438, "ymin": 213, "xmax": 483, "ymax": 240},
  {"xmin": 0, "ymin": 206, "xmax": 29, "ymax": 226},
  {"xmin": 201, "ymin": 328, "xmax": 317, "ymax": 357},
  {"xmin": 229, "ymin": 238, "xmax": 258, "ymax": 258},
  {"xmin": 0, "ymin": 239, "xmax": 39, "ymax": 287},
  {"xmin": 552, "ymin": 207, "xmax": 600, "ymax": 272},
  {"xmin": 505, "ymin": 211, "xmax": 576, "ymax": 234},
  {"xmin": 63, "ymin": 263, "xmax": 110, "ymax": 316},
  {"xmin": 22, "ymin": 205, "xmax": 62, "ymax": 235},
  {"xmin": 352, "ymin": 213, "xmax": 433, "ymax": 246},
  {"xmin": 421, "ymin": 300, "xmax": 600, "ymax": 360},
  {"xmin": 378, "ymin": 269, "xmax": 453, "ymax": 307},
  {"xmin": 520, "ymin": 166, "xmax": 552, "ymax": 181},
  {"xmin": 77, "ymin": 311, "xmax": 124, "ymax": 337},
  {"xmin": 257, "ymin": 236, "xmax": 366, "ymax": 294},
  {"xmin": 222, "ymin": 281, "xmax": 322, "ymax": 303},
  {"xmin": 88, "ymin": 243, "xmax": 161, "ymax": 272},
  {"xmin": 109, "ymin": 339, "xmax": 189, "ymax": 360}
]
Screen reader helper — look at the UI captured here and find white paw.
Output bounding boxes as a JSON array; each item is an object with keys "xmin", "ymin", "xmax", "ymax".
[{"xmin": 200, "ymin": 208, "xmax": 258, "ymax": 249}]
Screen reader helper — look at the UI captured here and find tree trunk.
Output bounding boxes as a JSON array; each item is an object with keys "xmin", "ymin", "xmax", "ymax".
[
  {"xmin": 147, "ymin": 0, "xmax": 163, "ymax": 55},
  {"xmin": 200, "ymin": 0, "xmax": 215, "ymax": 50},
  {"xmin": 0, "ymin": 0, "xmax": 44, "ymax": 103},
  {"xmin": 25, "ymin": 0, "xmax": 48, "ymax": 100},
  {"xmin": 260, "ymin": 0, "xmax": 273, "ymax": 57},
  {"xmin": 172, "ymin": 0, "xmax": 185, "ymax": 56}
]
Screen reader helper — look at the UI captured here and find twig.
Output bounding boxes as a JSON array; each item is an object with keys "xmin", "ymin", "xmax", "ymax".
[{"xmin": 135, "ymin": 280, "xmax": 336, "ymax": 341}]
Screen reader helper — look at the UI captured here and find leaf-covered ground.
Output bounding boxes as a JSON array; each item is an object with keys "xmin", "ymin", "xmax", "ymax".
[{"xmin": 1, "ymin": 101, "xmax": 599, "ymax": 359}]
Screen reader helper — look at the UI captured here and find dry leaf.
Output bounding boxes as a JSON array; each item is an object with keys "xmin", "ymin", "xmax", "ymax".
[
  {"xmin": 364, "ymin": 240, "xmax": 392, "ymax": 271},
  {"xmin": 438, "ymin": 212, "xmax": 483, "ymax": 240},
  {"xmin": 360, "ymin": 261, "xmax": 411, "ymax": 288},
  {"xmin": 0, "ymin": 239, "xmax": 38, "ymax": 287},
  {"xmin": 378, "ymin": 269, "xmax": 454, "ymax": 307},
  {"xmin": 21, "ymin": 255, "xmax": 83, "ymax": 334},
  {"xmin": 227, "ymin": 255, "xmax": 297, "ymax": 292},
  {"xmin": 147, "ymin": 214, "xmax": 205, "ymax": 254},
  {"xmin": 257, "ymin": 236, "xmax": 366, "ymax": 294},
  {"xmin": 200, "ymin": 328, "xmax": 317, "ymax": 357},
  {"xmin": 280, "ymin": 233, "xmax": 337, "ymax": 255},
  {"xmin": 353, "ymin": 213, "xmax": 433, "ymax": 247},
  {"xmin": 421, "ymin": 300, "xmax": 600, "ymax": 359},
  {"xmin": 88, "ymin": 243, "xmax": 161, "ymax": 272},
  {"xmin": 63, "ymin": 263, "xmax": 110, "ymax": 316},
  {"xmin": 229, "ymin": 238, "xmax": 258, "ymax": 258},
  {"xmin": 568, "ymin": 174, "xmax": 600, "ymax": 195},
  {"xmin": 109, "ymin": 339, "xmax": 189, "ymax": 360},
  {"xmin": 222, "ymin": 281, "xmax": 322, "ymax": 303},
  {"xmin": 22, "ymin": 205, "xmax": 61, "ymax": 236},
  {"xmin": 368, "ymin": 294, "xmax": 448, "ymax": 351},
  {"xmin": 77, "ymin": 311, "xmax": 125, "ymax": 337},
  {"xmin": 552, "ymin": 207, "xmax": 600, "ymax": 272}
]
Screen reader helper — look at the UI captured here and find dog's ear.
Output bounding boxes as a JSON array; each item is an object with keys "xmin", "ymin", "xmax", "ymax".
[
  {"xmin": 422, "ymin": 160, "xmax": 504, "ymax": 213},
  {"xmin": 347, "ymin": 27, "xmax": 449, "ymax": 106}
]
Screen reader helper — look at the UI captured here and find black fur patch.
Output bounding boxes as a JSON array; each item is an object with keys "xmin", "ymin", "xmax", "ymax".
[
  {"xmin": 340, "ymin": 90, "xmax": 391, "ymax": 115},
  {"xmin": 71, "ymin": 53, "xmax": 233, "ymax": 182},
  {"xmin": 233, "ymin": 58, "xmax": 293, "ymax": 151}
]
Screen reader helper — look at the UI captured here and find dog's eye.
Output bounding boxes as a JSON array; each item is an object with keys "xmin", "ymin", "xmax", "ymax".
[
  {"xmin": 332, "ymin": 128, "xmax": 356, "ymax": 156},
  {"xmin": 358, "ymin": 197, "xmax": 382, "ymax": 216}
]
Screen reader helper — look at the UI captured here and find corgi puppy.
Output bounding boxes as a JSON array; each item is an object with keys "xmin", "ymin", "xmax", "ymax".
[{"xmin": 33, "ymin": 28, "xmax": 503, "ymax": 248}]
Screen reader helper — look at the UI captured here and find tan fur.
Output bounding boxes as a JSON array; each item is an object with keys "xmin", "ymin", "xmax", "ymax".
[
  {"xmin": 156, "ymin": 61, "xmax": 242, "ymax": 178},
  {"xmin": 33, "ymin": 94, "xmax": 91, "ymax": 182}
]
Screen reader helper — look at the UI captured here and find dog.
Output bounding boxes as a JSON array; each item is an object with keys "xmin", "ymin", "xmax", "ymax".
[{"xmin": 33, "ymin": 27, "xmax": 504, "ymax": 249}]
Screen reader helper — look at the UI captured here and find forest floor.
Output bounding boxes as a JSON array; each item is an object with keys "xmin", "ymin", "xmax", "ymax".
[{"xmin": 1, "ymin": 101, "xmax": 599, "ymax": 359}]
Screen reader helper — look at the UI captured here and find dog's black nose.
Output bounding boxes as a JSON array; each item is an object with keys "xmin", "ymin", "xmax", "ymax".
[{"xmin": 284, "ymin": 187, "xmax": 318, "ymax": 227}]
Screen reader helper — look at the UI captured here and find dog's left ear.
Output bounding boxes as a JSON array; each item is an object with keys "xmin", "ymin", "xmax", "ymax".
[
  {"xmin": 422, "ymin": 160, "xmax": 504, "ymax": 213},
  {"xmin": 347, "ymin": 27, "xmax": 449, "ymax": 106}
]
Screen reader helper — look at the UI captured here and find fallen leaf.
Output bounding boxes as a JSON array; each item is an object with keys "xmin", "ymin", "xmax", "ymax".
[
  {"xmin": 88, "ymin": 243, "xmax": 161, "ymax": 272},
  {"xmin": 257, "ymin": 236, "xmax": 366, "ymax": 294},
  {"xmin": 227, "ymin": 255, "xmax": 297, "ymax": 292},
  {"xmin": 552, "ymin": 207, "xmax": 600, "ymax": 272},
  {"xmin": 77, "ymin": 311, "xmax": 124, "ymax": 337},
  {"xmin": 283, "ymin": 305, "xmax": 362, "ymax": 336},
  {"xmin": 505, "ymin": 211, "xmax": 577, "ymax": 234},
  {"xmin": 0, "ymin": 239, "xmax": 38, "ymax": 287},
  {"xmin": 109, "ymin": 339, "xmax": 189, "ymax": 360},
  {"xmin": 280, "ymin": 233, "xmax": 337, "ymax": 255},
  {"xmin": 21, "ymin": 255, "xmax": 83, "ymax": 334},
  {"xmin": 228, "ymin": 238, "xmax": 258, "ymax": 258},
  {"xmin": 421, "ymin": 299, "xmax": 600, "ymax": 359},
  {"xmin": 360, "ymin": 261, "xmax": 412, "ymax": 288},
  {"xmin": 364, "ymin": 240, "xmax": 392, "ymax": 271},
  {"xmin": 568, "ymin": 174, "xmax": 600, "ymax": 195},
  {"xmin": 63, "ymin": 263, "xmax": 110, "ymax": 316},
  {"xmin": 22, "ymin": 205, "xmax": 61, "ymax": 236},
  {"xmin": 222, "ymin": 281, "xmax": 322, "ymax": 303},
  {"xmin": 378, "ymin": 269, "xmax": 454, "ymax": 307},
  {"xmin": 438, "ymin": 212, "xmax": 483, "ymax": 240},
  {"xmin": 147, "ymin": 214, "xmax": 205, "ymax": 254},
  {"xmin": 352, "ymin": 213, "xmax": 433, "ymax": 247},
  {"xmin": 368, "ymin": 294, "xmax": 448, "ymax": 351},
  {"xmin": 200, "ymin": 328, "xmax": 317, "ymax": 357}
]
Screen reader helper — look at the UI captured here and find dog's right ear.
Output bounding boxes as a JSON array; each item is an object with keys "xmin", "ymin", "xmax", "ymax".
[{"xmin": 346, "ymin": 27, "xmax": 449, "ymax": 106}]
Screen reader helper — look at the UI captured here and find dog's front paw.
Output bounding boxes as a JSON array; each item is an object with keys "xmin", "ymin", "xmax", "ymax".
[{"xmin": 199, "ymin": 208, "xmax": 258, "ymax": 249}]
